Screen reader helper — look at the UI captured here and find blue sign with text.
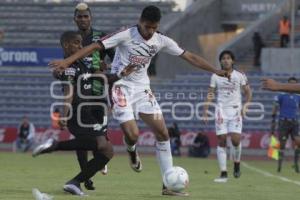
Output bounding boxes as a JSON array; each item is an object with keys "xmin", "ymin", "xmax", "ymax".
[{"xmin": 0, "ymin": 47, "xmax": 63, "ymax": 67}]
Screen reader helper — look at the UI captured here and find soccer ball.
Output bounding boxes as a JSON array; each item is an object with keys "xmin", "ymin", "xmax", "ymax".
[{"xmin": 163, "ymin": 166, "xmax": 189, "ymax": 192}]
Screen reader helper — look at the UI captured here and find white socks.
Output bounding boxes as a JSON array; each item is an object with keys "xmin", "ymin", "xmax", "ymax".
[
  {"xmin": 126, "ymin": 144, "xmax": 136, "ymax": 152},
  {"xmin": 156, "ymin": 140, "xmax": 173, "ymax": 178},
  {"xmin": 233, "ymin": 143, "xmax": 242, "ymax": 162},
  {"xmin": 123, "ymin": 136, "xmax": 136, "ymax": 152},
  {"xmin": 217, "ymin": 146, "xmax": 227, "ymax": 172}
]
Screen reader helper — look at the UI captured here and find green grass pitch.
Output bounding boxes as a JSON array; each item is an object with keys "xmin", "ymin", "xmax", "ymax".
[{"xmin": 1, "ymin": 152, "xmax": 299, "ymax": 200}]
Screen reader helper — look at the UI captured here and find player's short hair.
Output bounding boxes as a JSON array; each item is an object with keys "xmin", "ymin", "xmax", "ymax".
[
  {"xmin": 288, "ymin": 77, "xmax": 298, "ymax": 82},
  {"xmin": 140, "ymin": 5, "xmax": 161, "ymax": 22},
  {"xmin": 219, "ymin": 50, "xmax": 235, "ymax": 61},
  {"xmin": 74, "ymin": 2, "xmax": 91, "ymax": 17},
  {"xmin": 60, "ymin": 31, "xmax": 80, "ymax": 47}
]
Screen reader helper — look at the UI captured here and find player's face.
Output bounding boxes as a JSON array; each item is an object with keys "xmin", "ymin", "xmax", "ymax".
[
  {"xmin": 74, "ymin": 10, "xmax": 91, "ymax": 31},
  {"xmin": 220, "ymin": 54, "xmax": 234, "ymax": 71},
  {"xmin": 139, "ymin": 20, "xmax": 159, "ymax": 40},
  {"xmin": 64, "ymin": 35, "xmax": 83, "ymax": 56}
]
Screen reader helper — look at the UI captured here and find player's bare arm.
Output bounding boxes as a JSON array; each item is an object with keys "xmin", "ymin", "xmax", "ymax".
[
  {"xmin": 180, "ymin": 51, "xmax": 228, "ymax": 77},
  {"xmin": 203, "ymin": 87, "xmax": 215, "ymax": 124},
  {"xmin": 242, "ymin": 84, "xmax": 252, "ymax": 117},
  {"xmin": 262, "ymin": 78, "xmax": 300, "ymax": 93},
  {"xmin": 49, "ymin": 42, "xmax": 103, "ymax": 71},
  {"xmin": 59, "ymin": 84, "xmax": 74, "ymax": 129}
]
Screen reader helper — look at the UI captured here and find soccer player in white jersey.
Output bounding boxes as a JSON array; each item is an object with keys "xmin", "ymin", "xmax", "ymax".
[
  {"xmin": 50, "ymin": 5, "xmax": 228, "ymax": 196},
  {"xmin": 204, "ymin": 50, "xmax": 252, "ymax": 183}
]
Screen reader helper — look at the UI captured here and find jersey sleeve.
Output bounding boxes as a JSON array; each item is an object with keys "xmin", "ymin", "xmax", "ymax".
[
  {"xmin": 160, "ymin": 35, "xmax": 184, "ymax": 56},
  {"xmin": 210, "ymin": 74, "xmax": 217, "ymax": 88},
  {"xmin": 62, "ymin": 67, "xmax": 76, "ymax": 85},
  {"xmin": 100, "ymin": 29, "xmax": 130, "ymax": 50},
  {"xmin": 240, "ymin": 73, "xmax": 248, "ymax": 86}
]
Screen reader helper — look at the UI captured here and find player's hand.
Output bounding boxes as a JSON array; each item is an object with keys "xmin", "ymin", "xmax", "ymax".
[
  {"xmin": 120, "ymin": 64, "xmax": 137, "ymax": 77},
  {"xmin": 241, "ymin": 104, "xmax": 249, "ymax": 117},
  {"xmin": 100, "ymin": 61, "xmax": 110, "ymax": 71},
  {"xmin": 261, "ymin": 78, "xmax": 279, "ymax": 91},
  {"xmin": 49, "ymin": 59, "xmax": 70, "ymax": 72},
  {"xmin": 58, "ymin": 119, "xmax": 67, "ymax": 130},
  {"xmin": 215, "ymin": 69, "xmax": 230, "ymax": 80}
]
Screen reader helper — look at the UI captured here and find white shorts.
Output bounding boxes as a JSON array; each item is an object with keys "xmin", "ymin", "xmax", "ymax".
[
  {"xmin": 215, "ymin": 106, "xmax": 242, "ymax": 135},
  {"xmin": 111, "ymin": 84, "xmax": 162, "ymax": 123}
]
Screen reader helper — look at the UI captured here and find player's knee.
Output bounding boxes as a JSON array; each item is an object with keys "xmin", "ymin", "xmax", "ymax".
[
  {"xmin": 231, "ymin": 140, "xmax": 240, "ymax": 147},
  {"xmin": 218, "ymin": 139, "xmax": 226, "ymax": 147},
  {"xmin": 155, "ymin": 128, "xmax": 169, "ymax": 141}
]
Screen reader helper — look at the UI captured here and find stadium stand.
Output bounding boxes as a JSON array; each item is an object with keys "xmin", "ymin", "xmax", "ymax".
[
  {"xmin": 0, "ymin": 0, "xmax": 175, "ymax": 47},
  {"xmin": 0, "ymin": 0, "xmax": 299, "ymax": 134}
]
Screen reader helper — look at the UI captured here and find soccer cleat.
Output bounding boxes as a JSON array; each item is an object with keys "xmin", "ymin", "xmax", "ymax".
[
  {"xmin": 63, "ymin": 181, "xmax": 85, "ymax": 196},
  {"xmin": 84, "ymin": 179, "xmax": 95, "ymax": 190},
  {"xmin": 127, "ymin": 149, "xmax": 142, "ymax": 172},
  {"xmin": 162, "ymin": 185, "xmax": 189, "ymax": 197},
  {"xmin": 32, "ymin": 138, "xmax": 56, "ymax": 157},
  {"xmin": 101, "ymin": 164, "xmax": 108, "ymax": 175},
  {"xmin": 214, "ymin": 171, "xmax": 228, "ymax": 183},
  {"xmin": 32, "ymin": 188, "xmax": 53, "ymax": 200},
  {"xmin": 233, "ymin": 162, "xmax": 241, "ymax": 178}
]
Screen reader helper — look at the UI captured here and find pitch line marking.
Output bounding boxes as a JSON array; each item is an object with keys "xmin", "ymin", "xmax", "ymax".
[{"xmin": 242, "ymin": 162, "xmax": 300, "ymax": 186}]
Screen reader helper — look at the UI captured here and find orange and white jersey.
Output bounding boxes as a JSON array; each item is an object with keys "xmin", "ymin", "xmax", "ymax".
[
  {"xmin": 210, "ymin": 69, "xmax": 248, "ymax": 109},
  {"xmin": 101, "ymin": 25, "xmax": 184, "ymax": 89}
]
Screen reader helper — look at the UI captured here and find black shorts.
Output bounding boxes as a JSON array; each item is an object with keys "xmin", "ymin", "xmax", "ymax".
[
  {"xmin": 278, "ymin": 119, "xmax": 300, "ymax": 142},
  {"xmin": 67, "ymin": 105, "xmax": 108, "ymax": 137}
]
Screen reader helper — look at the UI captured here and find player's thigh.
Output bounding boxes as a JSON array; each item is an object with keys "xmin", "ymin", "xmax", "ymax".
[
  {"xmin": 95, "ymin": 135, "xmax": 113, "ymax": 159},
  {"xmin": 278, "ymin": 120, "xmax": 289, "ymax": 146},
  {"xmin": 139, "ymin": 113, "xmax": 168, "ymax": 141},
  {"xmin": 291, "ymin": 121, "xmax": 300, "ymax": 146}
]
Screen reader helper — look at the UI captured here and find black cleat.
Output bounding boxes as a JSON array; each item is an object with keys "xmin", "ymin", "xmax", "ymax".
[
  {"xmin": 84, "ymin": 179, "xmax": 95, "ymax": 190},
  {"xmin": 214, "ymin": 171, "xmax": 228, "ymax": 183},
  {"xmin": 127, "ymin": 149, "xmax": 142, "ymax": 172},
  {"xmin": 233, "ymin": 162, "xmax": 241, "ymax": 178}
]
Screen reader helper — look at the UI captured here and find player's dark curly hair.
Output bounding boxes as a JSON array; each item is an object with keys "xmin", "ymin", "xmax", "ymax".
[
  {"xmin": 219, "ymin": 50, "xmax": 235, "ymax": 61},
  {"xmin": 140, "ymin": 5, "xmax": 161, "ymax": 22},
  {"xmin": 60, "ymin": 31, "xmax": 80, "ymax": 47}
]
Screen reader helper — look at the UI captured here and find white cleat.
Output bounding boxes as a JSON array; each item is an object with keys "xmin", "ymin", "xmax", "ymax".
[
  {"xmin": 32, "ymin": 188, "xmax": 53, "ymax": 200},
  {"xmin": 63, "ymin": 184, "xmax": 85, "ymax": 196},
  {"xmin": 127, "ymin": 149, "xmax": 142, "ymax": 172},
  {"xmin": 101, "ymin": 165, "xmax": 108, "ymax": 175},
  {"xmin": 32, "ymin": 138, "xmax": 55, "ymax": 157},
  {"xmin": 214, "ymin": 177, "xmax": 228, "ymax": 183}
]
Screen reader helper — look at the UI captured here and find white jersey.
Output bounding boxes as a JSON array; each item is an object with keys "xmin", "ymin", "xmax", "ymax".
[
  {"xmin": 210, "ymin": 70, "xmax": 248, "ymax": 108},
  {"xmin": 101, "ymin": 26, "xmax": 184, "ymax": 88}
]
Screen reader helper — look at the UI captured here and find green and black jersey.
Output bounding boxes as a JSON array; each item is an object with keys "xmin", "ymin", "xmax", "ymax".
[{"xmin": 81, "ymin": 28, "xmax": 115, "ymax": 96}]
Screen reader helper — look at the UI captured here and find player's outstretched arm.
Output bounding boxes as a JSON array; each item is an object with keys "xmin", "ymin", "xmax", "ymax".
[
  {"xmin": 49, "ymin": 43, "xmax": 103, "ymax": 71},
  {"xmin": 180, "ymin": 51, "xmax": 227, "ymax": 77},
  {"xmin": 262, "ymin": 78, "xmax": 300, "ymax": 93}
]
